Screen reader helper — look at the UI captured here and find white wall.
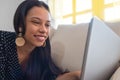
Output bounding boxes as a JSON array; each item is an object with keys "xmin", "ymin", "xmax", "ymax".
[{"xmin": 0, "ymin": 0, "xmax": 24, "ymax": 31}]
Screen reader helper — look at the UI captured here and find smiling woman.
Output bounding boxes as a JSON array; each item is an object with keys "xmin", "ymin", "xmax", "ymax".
[
  {"xmin": 0, "ymin": 0, "xmax": 80, "ymax": 80},
  {"xmin": 23, "ymin": 6, "xmax": 50, "ymax": 47},
  {"xmin": 0, "ymin": 0, "xmax": 61, "ymax": 80}
]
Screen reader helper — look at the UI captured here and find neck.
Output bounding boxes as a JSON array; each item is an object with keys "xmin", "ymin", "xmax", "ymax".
[
  {"xmin": 17, "ymin": 42, "xmax": 35, "ymax": 55},
  {"xmin": 17, "ymin": 42, "xmax": 36, "ymax": 64}
]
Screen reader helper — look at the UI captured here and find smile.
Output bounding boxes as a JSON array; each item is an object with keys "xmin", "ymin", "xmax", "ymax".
[{"xmin": 34, "ymin": 35, "xmax": 46, "ymax": 42}]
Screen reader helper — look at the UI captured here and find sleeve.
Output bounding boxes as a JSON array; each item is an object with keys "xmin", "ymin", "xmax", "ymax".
[{"xmin": 0, "ymin": 31, "xmax": 6, "ymax": 80}]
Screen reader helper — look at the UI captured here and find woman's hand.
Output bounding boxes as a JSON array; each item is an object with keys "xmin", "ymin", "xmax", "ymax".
[{"xmin": 56, "ymin": 71, "xmax": 81, "ymax": 80}]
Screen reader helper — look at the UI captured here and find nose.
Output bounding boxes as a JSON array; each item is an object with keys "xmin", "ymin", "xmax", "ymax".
[{"xmin": 39, "ymin": 24, "xmax": 47, "ymax": 33}]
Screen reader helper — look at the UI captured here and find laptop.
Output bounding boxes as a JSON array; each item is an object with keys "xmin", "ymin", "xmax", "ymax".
[{"xmin": 80, "ymin": 17, "xmax": 120, "ymax": 80}]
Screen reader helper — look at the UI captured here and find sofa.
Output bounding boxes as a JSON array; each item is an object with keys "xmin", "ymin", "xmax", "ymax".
[{"xmin": 49, "ymin": 20, "xmax": 120, "ymax": 80}]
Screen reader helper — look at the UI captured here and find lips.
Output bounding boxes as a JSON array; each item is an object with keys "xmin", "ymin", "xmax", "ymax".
[{"xmin": 34, "ymin": 35, "xmax": 46, "ymax": 42}]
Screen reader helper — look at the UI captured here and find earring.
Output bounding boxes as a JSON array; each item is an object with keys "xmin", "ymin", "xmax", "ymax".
[
  {"xmin": 15, "ymin": 28, "xmax": 25, "ymax": 47},
  {"xmin": 42, "ymin": 41, "xmax": 46, "ymax": 47}
]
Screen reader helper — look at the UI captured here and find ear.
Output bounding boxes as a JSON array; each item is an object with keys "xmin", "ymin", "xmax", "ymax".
[{"xmin": 19, "ymin": 27, "xmax": 22, "ymax": 32}]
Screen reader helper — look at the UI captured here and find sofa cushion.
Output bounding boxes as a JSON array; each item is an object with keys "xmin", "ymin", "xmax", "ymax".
[
  {"xmin": 50, "ymin": 23, "xmax": 89, "ymax": 71},
  {"xmin": 49, "ymin": 27, "xmax": 56, "ymax": 40},
  {"xmin": 110, "ymin": 66, "xmax": 120, "ymax": 80}
]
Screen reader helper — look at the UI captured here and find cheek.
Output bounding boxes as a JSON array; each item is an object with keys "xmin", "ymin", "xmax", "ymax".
[
  {"xmin": 24, "ymin": 26, "xmax": 37, "ymax": 39},
  {"xmin": 25, "ymin": 28, "xmax": 34, "ymax": 36},
  {"xmin": 46, "ymin": 28, "xmax": 50, "ymax": 37},
  {"xmin": 26, "ymin": 24, "xmax": 38, "ymax": 34},
  {"xmin": 47, "ymin": 28, "xmax": 50, "ymax": 34}
]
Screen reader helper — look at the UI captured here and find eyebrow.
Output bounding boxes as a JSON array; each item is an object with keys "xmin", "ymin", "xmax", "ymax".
[{"xmin": 30, "ymin": 17, "xmax": 51, "ymax": 22}]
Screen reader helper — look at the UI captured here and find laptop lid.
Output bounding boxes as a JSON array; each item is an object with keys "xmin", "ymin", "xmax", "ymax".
[{"xmin": 80, "ymin": 17, "xmax": 120, "ymax": 80}]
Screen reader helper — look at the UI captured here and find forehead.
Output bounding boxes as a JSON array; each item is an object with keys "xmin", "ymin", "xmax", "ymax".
[{"xmin": 26, "ymin": 6, "xmax": 51, "ymax": 21}]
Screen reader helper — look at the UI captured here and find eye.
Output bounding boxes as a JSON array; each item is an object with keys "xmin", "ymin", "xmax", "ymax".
[
  {"xmin": 45, "ymin": 23, "xmax": 51, "ymax": 27},
  {"xmin": 31, "ymin": 20, "xmax": 40, "ymax": 24}
]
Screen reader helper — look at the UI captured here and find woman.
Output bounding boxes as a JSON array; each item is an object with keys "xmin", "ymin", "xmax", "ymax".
[{"xmin": 0, "ymin": 0, "xmax": 80, "ymax": 80}]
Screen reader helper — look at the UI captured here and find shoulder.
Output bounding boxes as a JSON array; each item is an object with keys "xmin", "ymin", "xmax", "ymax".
[
  {"xmin": 0, "ymin": 30, "xmax": 16, "ymax": 42},
  {"xmin": 0, "ymin": 30, "xmax": 16, "ymax": 51},
  {"xmin": 0, "ymin": 30, "xmax": 16, "ymax": 38}
]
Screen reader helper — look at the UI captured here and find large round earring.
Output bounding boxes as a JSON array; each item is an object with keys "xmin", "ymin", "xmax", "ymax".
[
  {"xmin": 42, "ymin": 41, "xmax": 46, "ymax": 47},
  {"xmin": 15, "ymin": 28, "xmax": 25, "ymax": 47}
]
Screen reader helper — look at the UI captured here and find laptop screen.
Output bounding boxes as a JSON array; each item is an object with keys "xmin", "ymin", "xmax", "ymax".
[{"xmin": 80, "ymin": 17, "xmax": 120, "ymax": 80}]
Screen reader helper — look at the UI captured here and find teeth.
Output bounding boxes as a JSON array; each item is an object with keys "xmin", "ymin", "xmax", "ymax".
[{"xmin": 39, "ymin": 37, "xmax": 44, "ymax": 40}]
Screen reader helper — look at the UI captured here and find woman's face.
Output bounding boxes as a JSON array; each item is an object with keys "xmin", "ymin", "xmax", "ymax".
[{"xmin": 24, "ymin": 6, "xmax": 51, "ymax": 47}]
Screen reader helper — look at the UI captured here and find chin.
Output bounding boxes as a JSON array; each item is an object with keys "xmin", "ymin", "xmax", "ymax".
[{"xmin": 34, "ymin": 43, "xmax": 44, "ymax": 47}]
